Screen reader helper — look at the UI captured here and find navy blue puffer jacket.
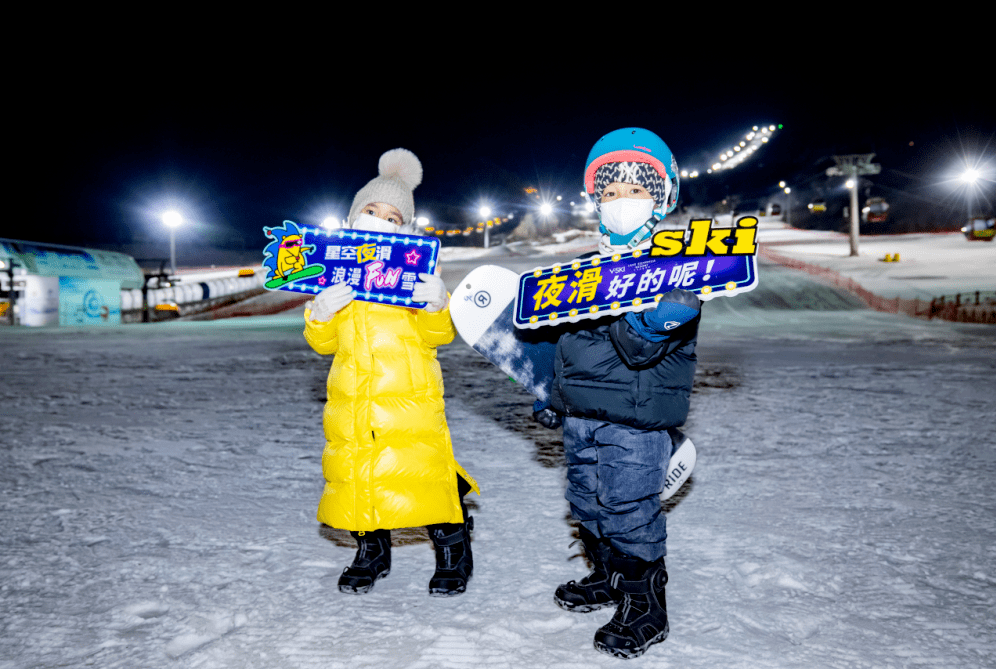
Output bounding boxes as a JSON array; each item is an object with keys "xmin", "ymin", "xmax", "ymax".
[{"xmin": 549, "ymin": 313, "xmax": 698, "ymax": 431}]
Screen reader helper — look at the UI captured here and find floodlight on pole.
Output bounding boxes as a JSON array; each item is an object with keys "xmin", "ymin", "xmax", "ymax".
[
  {"xmin": 958, "ymin": 166, "xmax": 984, "ymax": 220},
  {"xmin": 162, "ymin": 210, "xmax": 183, "ymax": 275},
  {"xmin": 960, "ymin": 168, "xmax": 980, "ymax": 184}
]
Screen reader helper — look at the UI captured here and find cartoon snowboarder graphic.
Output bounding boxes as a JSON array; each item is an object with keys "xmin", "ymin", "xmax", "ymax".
[
  {"xmin": 262, "ymin": 222, "xmax": 322, "ymax": 288},
  {"xmin": 276, "ymin": 234, "xmax": 312, "ymax": 279}
]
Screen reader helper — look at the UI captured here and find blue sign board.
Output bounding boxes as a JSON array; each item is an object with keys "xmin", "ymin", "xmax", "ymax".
[
  {"xmin": 261, "ymin": 221, "xmax": 440, "ymax": 308},
  {"xmin": 515, "ymin": 249, "xmax": 758, "ymax": 329}
]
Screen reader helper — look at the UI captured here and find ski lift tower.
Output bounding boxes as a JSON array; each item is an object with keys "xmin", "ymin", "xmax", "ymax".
[{"xmin": 827, "ymin": 154, "xmax": 880, "ymax": 256}]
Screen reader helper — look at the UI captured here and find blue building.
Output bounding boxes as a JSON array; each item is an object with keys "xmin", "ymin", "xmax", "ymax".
[{"xmin": 0, "ymin": 239, "xmax": 143, "ymax": 326}]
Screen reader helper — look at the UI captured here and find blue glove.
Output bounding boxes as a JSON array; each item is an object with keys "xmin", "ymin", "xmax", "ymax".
[
  {"xmin": 643, "ymin": 289, "xmax": 700, "ymax": 331},
  {"xmin": 625, "ymin": 289, "xmax": 700, "ymax": 341}
]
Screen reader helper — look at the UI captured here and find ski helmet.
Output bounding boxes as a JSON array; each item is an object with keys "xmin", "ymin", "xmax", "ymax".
[{"xmin": 584, "ymin": 128, "xmax": 680, "ymax": 216}]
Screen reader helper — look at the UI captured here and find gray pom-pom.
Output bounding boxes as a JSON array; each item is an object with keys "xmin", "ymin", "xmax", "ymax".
[{"xmin": 378, "ymin": 148, "xmax": 422, "ymax": 190}]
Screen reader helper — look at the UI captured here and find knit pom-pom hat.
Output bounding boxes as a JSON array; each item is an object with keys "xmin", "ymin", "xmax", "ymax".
[{"xmin": 347, "ymin": 148, "xmax": 423, "ymax": 226}]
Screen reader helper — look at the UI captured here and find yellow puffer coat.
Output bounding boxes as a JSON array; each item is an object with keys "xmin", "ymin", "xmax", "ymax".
[{"xmin": 304, "ymin": 299, "xmax": 478, "ymax": 532}]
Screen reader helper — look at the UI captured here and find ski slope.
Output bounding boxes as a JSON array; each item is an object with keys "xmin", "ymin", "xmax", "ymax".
[{"xmin": 1, "ymin": 231, "xmax": 994, "ymax": 668}]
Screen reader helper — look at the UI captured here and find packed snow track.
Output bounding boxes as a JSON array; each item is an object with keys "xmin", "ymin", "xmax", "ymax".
[{"xmin": 1, "ymin": 257, "xmax": 994, "ymax": 668}]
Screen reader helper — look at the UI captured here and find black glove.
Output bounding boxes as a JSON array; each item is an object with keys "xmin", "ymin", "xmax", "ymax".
[{"xmin": 532, "ymin": 407, "xmax": 562, "ymax": 429}]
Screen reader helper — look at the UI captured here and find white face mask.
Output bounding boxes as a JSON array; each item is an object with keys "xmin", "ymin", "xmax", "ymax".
[
  {"xmin": 353, "ymin": 212, "xmax": 402, "ymax": 234},
  {"xmin": 599, "ymin": 198, "xmax": 657, "ymax": 236}
]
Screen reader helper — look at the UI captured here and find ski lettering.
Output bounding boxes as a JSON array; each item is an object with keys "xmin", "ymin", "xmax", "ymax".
[{"xmin": 651, "ymin": 216, "xmax": 758, "ymax": 257}]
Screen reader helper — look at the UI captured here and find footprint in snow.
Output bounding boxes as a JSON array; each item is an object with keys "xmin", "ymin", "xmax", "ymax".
[
  {"xmin": 124, "ymin": 601, "xmax": 170, "ymax": 619},
  {"xmin": 165, "ymin": 611, "xmax": 248, "ymax": 658}
]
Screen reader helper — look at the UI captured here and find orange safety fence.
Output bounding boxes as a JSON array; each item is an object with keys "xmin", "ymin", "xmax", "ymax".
[{"xmin": 759, "ymin": 246, "xmax": 996, "ymax": 325}]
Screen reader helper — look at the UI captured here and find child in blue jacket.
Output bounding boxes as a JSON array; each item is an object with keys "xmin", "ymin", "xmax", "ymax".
[{"xmin": 540, "ymin": 128, "xmax": 700, "ymax": 660}]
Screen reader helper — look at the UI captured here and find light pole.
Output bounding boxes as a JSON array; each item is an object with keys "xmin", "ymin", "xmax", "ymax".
[
  {"xmin": 778, "ymin": 182, "xmax": 792, "ymax": 226},
  {"xmin": 162, "ymin": 210, "xmax": 183, "ymax": 275},
  {"xmin": 479, "ymin": 206, "xmax": 492, "ymax": 249},
  {"xmin": 827, "ymin": 154, "xmax": 881, "ymax": 257},
  {"xmin": 960, "ymin": 168, "xmax": 979, "ymax": 223}
]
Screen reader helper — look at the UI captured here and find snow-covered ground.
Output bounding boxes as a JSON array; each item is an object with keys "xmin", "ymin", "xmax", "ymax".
[
  {"xmin": 758, "ymin": 228, "xmax": 995, "ymax": 300},
  {"xmin": 2, "ymin": 231, "xmax": 995, "ymax": 668}
]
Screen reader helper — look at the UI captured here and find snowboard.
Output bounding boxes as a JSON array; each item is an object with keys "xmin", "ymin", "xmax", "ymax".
[
  {"xmin": 263, "ymin": 265, "xmax": 324, "ymax": 290},
  {"xmin": 450, "ymin": 264, "xmax": 695, "ymax": 500}
]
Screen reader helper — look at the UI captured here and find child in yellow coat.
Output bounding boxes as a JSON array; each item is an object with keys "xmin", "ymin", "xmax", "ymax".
[{"xmin": 304, "ymin": 149, "xmax": 478, "ymax": 596}]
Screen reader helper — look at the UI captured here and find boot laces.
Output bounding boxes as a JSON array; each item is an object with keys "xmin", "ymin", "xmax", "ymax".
[
  {"xmin": 579, "ymin": 567, "xmax": 608, "ymax": 587},
  {"xmin": 619, "ymin": 594, "xmax": 651, "ymax": 622}
]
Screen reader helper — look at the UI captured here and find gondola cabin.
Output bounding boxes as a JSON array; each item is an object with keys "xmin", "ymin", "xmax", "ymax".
[
  {"xmin": 962, "ymin": 218, "xmax": 995, "ymax": 241},
  {"xmin": 862, "ymin": 197, "xmax": 890, "ymax": 224}
]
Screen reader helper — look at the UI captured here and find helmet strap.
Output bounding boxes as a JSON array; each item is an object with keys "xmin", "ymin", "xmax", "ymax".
[{"xmin": 626, "ymin": 217, "xmax": 659, "ymax": 249}]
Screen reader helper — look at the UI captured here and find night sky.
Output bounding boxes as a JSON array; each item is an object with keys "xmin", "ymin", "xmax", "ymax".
[{"xmin": 14, "ymin": 45, "xmax": 993, "ymax": 256}]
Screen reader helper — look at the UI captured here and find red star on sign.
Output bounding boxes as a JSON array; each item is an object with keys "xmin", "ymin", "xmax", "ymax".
[{"xmin": 405, "ymin": 249, "xmax": 421, "ymax": 265}]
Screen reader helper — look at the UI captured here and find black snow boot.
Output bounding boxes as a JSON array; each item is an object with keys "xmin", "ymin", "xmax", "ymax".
[
  {"xmin": 593, "ymin": 553, "xmax": 669, "ymax": 659},
  {"xmin": 338, "ymin": 529, "xmax": 391, "ymax": 594},
  {"xmin": 554, "ymin": 527, "xmax": 620, "ymax": 612},
  {"xmin": 427, "ymin": 512, "xmax": 473, "ymax": 596}
]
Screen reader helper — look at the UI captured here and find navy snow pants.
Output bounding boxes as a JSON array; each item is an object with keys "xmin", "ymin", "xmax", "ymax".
[{"xmin": 563, "ymin": 416, "xmax": 672, "ymax": 562}]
